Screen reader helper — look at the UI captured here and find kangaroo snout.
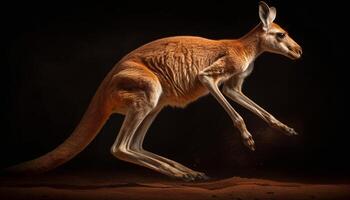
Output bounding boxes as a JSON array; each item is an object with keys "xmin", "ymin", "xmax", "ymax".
[
  {"xmin": 287, "ymin": 45, "xmax": 302, "ymax": 60},
  {"xmin": 292, "ymin": 45, "xmax": 302, "ymax": 57}
]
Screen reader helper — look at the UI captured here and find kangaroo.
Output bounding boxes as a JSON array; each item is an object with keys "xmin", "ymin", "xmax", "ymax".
[{"xmin": 7, "ymin": 2, "xmax": 302, "ymax": 181}]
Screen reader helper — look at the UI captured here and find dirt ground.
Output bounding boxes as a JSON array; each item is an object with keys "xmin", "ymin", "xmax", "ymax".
[{"xmin": 0, "ymin": 170, "xmax": 349, "ymax": 200}]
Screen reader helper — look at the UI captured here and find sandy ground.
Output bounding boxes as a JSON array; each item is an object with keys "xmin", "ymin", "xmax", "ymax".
[{"xmin": 0, "ymin": 170, "xmax": 349, "ymax": 200}]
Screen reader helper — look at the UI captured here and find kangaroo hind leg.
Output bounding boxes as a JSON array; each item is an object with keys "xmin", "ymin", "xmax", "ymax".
[
  {"xmin": 130, "ymin": 105, "xmax": 209, "ymax": 181},
  {"xmin": 110, "ymin": 62, "xmax": 206, "ymax": 181}
]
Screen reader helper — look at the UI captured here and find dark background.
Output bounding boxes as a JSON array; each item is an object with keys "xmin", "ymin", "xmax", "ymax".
[{"xmin": 2, "ymin": 1, "xmax": 348, "ymax": 180}]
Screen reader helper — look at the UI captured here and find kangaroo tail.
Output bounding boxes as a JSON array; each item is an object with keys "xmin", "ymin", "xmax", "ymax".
[{"xmin": 6, "ymin": 90, "xmax": 111, "ymax": 174}]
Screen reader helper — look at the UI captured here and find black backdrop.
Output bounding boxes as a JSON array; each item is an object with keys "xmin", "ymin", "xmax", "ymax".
[{"xmin": 2, "ymin": 1, "xmax": 348, "ymax": 180}]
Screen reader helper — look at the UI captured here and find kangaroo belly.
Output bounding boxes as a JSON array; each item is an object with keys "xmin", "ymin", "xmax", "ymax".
[
  {"xmin": 121, "ymin": 36, "xmax": 226, "ymax": 107},
  {"xmin": 144, "ymin": 53, "xmax": 211, "ymax": 107}
]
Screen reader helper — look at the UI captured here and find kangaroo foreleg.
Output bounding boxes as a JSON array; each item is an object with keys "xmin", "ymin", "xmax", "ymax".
[
  {"xmin": 223, "ymin": 75, "xmax": 297, "ymax": 135},
  {"xmin": 198, "ymin": 57, "xmax": 255, "ymax": 151}
]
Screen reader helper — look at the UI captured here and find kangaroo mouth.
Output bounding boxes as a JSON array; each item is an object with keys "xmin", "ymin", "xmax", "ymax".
[{"xmin": 287, "ymin": 50, "xmax": 301, "ymax": 60}]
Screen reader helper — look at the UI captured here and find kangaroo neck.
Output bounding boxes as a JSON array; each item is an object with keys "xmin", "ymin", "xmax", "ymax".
[{"xmin": 224, "ymin": 24, "xmax": 265, "ymax": 63}]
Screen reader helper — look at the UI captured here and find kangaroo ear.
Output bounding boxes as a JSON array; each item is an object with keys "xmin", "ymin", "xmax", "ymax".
[{"xmin": 259, "ymin": 1, "xmax": 277, "ymax": 31}]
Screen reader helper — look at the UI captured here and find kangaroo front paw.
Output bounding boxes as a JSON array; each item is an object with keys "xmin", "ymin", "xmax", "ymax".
[
  {"xmin": 242, "ymin": 133, "xmax": 255, "ymax": 151},
  {"xmin": 277, "ymin": 124, "xmax": 298, "ymax": 136},
  {"xmin": 282, "ymin": 126, "xmax": 298, "ymax": 136},
  {"xmin": 269, "ymin": 118, "xmax": 298, "ymax": 136}
]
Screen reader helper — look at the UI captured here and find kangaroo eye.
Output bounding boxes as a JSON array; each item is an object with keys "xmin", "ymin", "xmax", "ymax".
[{"xmin": 276, "ymin": 32, "xmax": 286, "ymax": 39}]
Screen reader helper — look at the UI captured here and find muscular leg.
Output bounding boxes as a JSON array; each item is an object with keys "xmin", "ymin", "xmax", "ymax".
[
  {"xmin": 222, "ymin": 64, "xmax": 297, "ymax": 135},
  {"xmin": 199, "ymin": 57, "xmax": 255, "ymax": 151},
  {"xmin": 110, "ymin": 62, "xmax": 206, "ymax": 180},
  {"xmin": 130, "ymin": 105, "xmax": 208, "ymax": 180},
  {"xmin": 111, "ymin": 106, "xmax": 187, "ymax": 178}
]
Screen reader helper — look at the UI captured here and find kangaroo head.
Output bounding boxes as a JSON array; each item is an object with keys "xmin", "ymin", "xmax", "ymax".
[{"xmin": 258, "ymin": 1, "xmax": 302, "ymax": 60}]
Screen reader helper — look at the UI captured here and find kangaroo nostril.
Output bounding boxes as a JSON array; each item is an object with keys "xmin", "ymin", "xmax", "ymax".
[
  {"xmin": 298, "ymin": 47, "xmax": 303, "ymax": 55},
  {"xmin": 290, "ymin": 46, "xmax": 302, "ymax": 56}
]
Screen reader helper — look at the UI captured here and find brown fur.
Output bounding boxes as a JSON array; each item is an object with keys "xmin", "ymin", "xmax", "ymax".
[{"xmin": 107, "ymin": 27, "xmax": 263, "ymax": 109}]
